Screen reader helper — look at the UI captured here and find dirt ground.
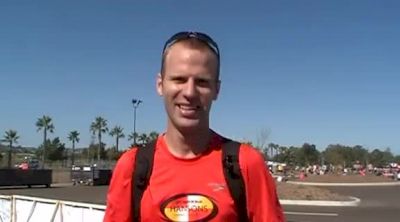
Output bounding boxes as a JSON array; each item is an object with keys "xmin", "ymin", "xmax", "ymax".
[
  {"xmin": 276, "ymin": 182, "xmax": 350, "ymax": 201},
  {"xmin": 276, "ymin": 174, "xmax": 395, "ymax": 201},
  {"xmin": 294, "ymin": 173, "xmax": 394, "ymax": 183}
]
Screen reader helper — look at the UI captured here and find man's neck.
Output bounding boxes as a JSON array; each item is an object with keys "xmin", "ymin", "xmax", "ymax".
[{"xmin": 164, "ymin": 126, "xmax": 212, "ymax": 159}]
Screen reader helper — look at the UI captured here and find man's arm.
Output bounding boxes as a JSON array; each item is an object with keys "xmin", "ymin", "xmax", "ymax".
[
  {"xmin": 240, "ymin": 145, "xmax": 285, "ymax": 222},
  {"xmin": 103, "ymin": 149, "xmax": 137, "ymax": 222}
]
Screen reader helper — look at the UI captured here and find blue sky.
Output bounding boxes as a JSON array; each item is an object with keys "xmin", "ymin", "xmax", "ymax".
[{"xmin": 1, "ymin": 1, "xmax": 399, "ymax": 154}]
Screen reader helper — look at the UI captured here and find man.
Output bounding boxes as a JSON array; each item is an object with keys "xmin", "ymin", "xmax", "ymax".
[{"xmin": 104, "ymin": 31, "xmax": 284, "ymax": 222}]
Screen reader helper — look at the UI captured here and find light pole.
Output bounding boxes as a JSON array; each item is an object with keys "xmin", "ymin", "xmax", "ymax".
[{"xmin": 132, "ymin": 99, "xmax": 142, "ymax": 146}]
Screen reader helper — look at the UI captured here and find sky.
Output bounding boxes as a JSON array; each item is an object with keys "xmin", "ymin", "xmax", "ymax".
[{"xmin": 0, "ymin": 0, "xmax": 399, "ymax": 154}]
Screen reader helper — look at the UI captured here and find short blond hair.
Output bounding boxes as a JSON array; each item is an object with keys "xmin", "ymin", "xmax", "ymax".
[{"xmin": 160, "ymin": 38, "xmax": 220, "ymax": 79}]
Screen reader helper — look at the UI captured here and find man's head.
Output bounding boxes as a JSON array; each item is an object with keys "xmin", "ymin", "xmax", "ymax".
[{"xmin": 157, "ymin": 31, "xmax": 221, "ymax": 133}]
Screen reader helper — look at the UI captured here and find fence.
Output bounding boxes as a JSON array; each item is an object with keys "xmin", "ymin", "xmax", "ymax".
[{"xmin": 0, "ymin": 195, "xmax": 105, "ymax": 222}]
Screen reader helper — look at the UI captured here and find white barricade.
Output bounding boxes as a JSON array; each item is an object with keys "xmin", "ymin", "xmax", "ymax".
[
  {"xmin": 0, "ymin": 195, "xmax": 12, "ymax": 222},
  {"xmin": 0, "ymin": 195, "xmax": 106, "ymax": 222}
]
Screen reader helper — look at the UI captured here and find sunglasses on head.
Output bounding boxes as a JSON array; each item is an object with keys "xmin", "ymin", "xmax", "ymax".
[{"xmin": 162, "ymin": 31, "xmax": 220, "ymax": 60}]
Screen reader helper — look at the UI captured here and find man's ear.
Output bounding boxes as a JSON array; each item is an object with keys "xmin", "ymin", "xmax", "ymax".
[
  {"xmin": 213, "ymin": 80, "xmax": 221, "ymax": 100},
  {"xmin": 156, "ymin": 73, "xmax": 163, "ymax": 96}
]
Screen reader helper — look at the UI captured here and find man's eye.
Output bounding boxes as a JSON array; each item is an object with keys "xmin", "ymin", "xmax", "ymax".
[
  {"xmin": 197, "ymin": 79, "xmax": 210, "ymax": 85},
  {"xmin": 172, "ymin": 77, "xmax": 186, "ymax": 83}
]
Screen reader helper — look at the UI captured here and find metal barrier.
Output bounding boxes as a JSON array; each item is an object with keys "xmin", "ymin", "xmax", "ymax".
[
  {"xmin": 0, "ymin": 195, "xmax": 12, "ymax": 222},
  {"xmin": 0, "ymin": 169, "xmax": 52, "ymax": 188},
  {"xmin": 0, "ymin": 195, "xmax": 105, "ymax": 222},
  {"xmin": 71, "ymin": 166, "xmax": 112, "ymax": 186}
]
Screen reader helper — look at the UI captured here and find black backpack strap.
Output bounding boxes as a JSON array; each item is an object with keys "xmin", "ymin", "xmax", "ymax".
[
  {"xmin": 222, "ymin": 139, "xmax": 249, "ymax": 222},
  {"xmin": 131, "ymin": 140, "xmax": 156, "ymax": 222}
]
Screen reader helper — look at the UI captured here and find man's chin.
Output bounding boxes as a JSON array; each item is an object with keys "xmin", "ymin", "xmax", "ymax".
[{"xmin": 175, "ymin": 120, "xmax": 205, "ymax": 132}]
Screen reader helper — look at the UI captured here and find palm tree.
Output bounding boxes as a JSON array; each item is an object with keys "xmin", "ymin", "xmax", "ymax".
[
  {"xmin": 2, "ymin": 130, "xmax": 19, "ymax": 168},
  {"xmin": 68, "ymin": 130, "xmax": 80, "ymax": 166},
  {"xmin": 90, "ymin": 116, "xmax": 108, "ymax": 162},
  {"xmin": 109, "ymin": 126, "xmax": 125, "ymax": 152},
  {"xmin": 267, "ymin": 143, "xmax": 278, "ymax": 159},
  {"xmin": 148, "ymin": 131, "xmax": 159, "ymax": 142},
  {"xmin": 137, "ymin": 133, "xmax": 149, "ymax": 146},
  {"xmin": 36, "ymin": 115, "xmax": 54, "ymax": 168},
  {"xmin": 128, "ymin": 132, "xmax": 138, "ymax": 146}
]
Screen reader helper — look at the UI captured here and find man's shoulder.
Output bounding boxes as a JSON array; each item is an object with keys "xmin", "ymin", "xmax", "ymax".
[
  {"xmin": 114, "ymin": 147, "xmax": 138, "ymax": 169},
  {"xmin": 233, "ymin": 142, "xmax": 266, "ymax": 167},
  {"xmin": 216, "ymin": 134, "xmax": 264, "ymax": 161}
]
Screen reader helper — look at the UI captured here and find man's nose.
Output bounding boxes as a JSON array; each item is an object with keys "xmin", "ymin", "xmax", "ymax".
[{"xmin": 182, "ymin": 79, "xmax": 198, "ymax": 98}]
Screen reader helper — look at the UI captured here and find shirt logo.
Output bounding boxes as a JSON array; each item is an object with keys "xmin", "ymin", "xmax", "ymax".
[
  {"xmin": 208, "ymin": 182, "xmax": 226, "ymax": 192},
  {"xmin": 160, "ymin": 193, "xmax": 218, "ymax": 222}
]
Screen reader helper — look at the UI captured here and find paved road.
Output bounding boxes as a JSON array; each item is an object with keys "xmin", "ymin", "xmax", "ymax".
[
  {"xmin": 284, "ymin": 185, "xmax": 400, "ymax": 222},
  {"xmin": 0, "ymin": 184, "xmax": 108, "ymax": 205},
  {"xmin": 1, "ymin": 184, "xmax": 399, "ymax": 221}
]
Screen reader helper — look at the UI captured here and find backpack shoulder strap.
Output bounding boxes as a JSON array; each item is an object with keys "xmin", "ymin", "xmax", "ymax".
[
  {"xmin": 131, "ymin": 140, "xmax": 156, "ymax": 222},
  {"xmin": 222, "ymin": 139, "xmax": 249, "ymax": 222}
]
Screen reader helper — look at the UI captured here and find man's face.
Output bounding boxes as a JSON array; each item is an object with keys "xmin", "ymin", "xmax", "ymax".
[{"xmin": 157, "ymin": 42, "xmax": 220, "ymax": 132}]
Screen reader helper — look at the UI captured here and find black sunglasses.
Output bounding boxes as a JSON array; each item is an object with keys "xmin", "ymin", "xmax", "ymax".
[{"xmin": 162, "ymin": 31, "xmax": 220, "ymax": 61}]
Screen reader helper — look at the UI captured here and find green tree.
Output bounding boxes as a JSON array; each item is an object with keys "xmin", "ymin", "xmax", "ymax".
[
  {"xmin": 2, "ymin": 130, "xmax": 19, "ymax": 168},
  {"xmin": 68, "ymin": 130, "xmax": 80, "ymax": 166},
  {"xmin": 36, "ymin": 137, "xmax": 66, "ymax": 162},
  {"xmin": 47, "ymin": 137, "xmax": 66, "ymax": 161},
  {"xmin": 109, "ymin": 126, "xmax": 125, "ymax": 152},
  {"xmin": 90, "ymin": 116, "xmax": 108, "ymax": 162},
  {"xmin": 297, "ymin": 143, "xmax": 320, "ymax": 166},
  {"xmin": 369, "ymin": 149, "xmax": 384, "ymax": 167},
  {"xmin": 323, "ymin": 144, "xmax": 353, "ymax": 167},
  {"xmin": 267, "ymin": 143, "xmax": 279, "ymax": 159},
  {"xmin": 137, "ymin": 133, "xmax": 149, "ymax": 147},
  {"xmin": 382, "ymin": 147, "xmax": 394, "ymax": 165},
  {"xmin": 106, "ymin": 146, "xmax": 122, "ymax": 160},
  {"xmin": 85, "ymin": 142, "xmax": 107, "ymax": 161},
  {"xmin": 128, "ymin": 132, "xmax": 138, "ymax": 147},
  {"xmin": 394, "ymin": 155, "xmax": 400, "ymax": 163},
  {"xmin": 272, "ymin": 146, "xmax": 300, "ymax": 166},
  {"xmin": 36, "ymin": 115, "xmax": 55, "ymax": 168},
  {"xmin": 148, "ymin": 131, "xmax": 159, "ymax": 142},
  {"xmin": 351, "ymin": 145, "xmax": 369, "ymax": 165}
]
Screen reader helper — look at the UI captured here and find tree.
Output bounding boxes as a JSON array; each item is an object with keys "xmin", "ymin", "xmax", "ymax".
[
  {"xmin": 90, "ymin": 116, "xmax": 108, "ymax": 162},
  {"xmin": 46, "ymin": 137, "xmax": 66, "ymax": 161},
  {"xmin": 369, "ymin": 149, "xmax": 385, "ymax": 167},
  {"xmin": 351, "ymin": 145, "xmax": 369, "ymax": 165},
  {"xmin": 382, "ymin": 147, "xmax": 394, "ymax": 164},
  {"xmin": 274, "ymin": 146, "xmax": 298, "ymax": 166},
  {"xmin": 109, "ymin": 126, "xmax": 125, "ymax": 152},
  {"xmin": 394, "ymin": 155, "xmax": 400, "ymax": 163},
  {"xmin": 137, "ymin": 133, "xmax": 150, "ymax": 147},
  {"xmin": 36, "ymin": 115, "xmax": 55, "ymax": 168},
  {"xmin": 267, "ymin": 143, "xmax": 278, "ymax": 159},
  {"xmin": 148, "ymin": 131, "xmax": 159, "ymax": 142},
  {"xmin": 323, "ymin": 144, "xmax": 353, "ymax": 168},
  {"xmin": 296, "ymin": 143, "xmax": 320, "ymax": 166},
  {"xmin": 36, "ymin": 137, "xmax": 66, "ymax": 164},
  {"xmin": 255, "ymin": 128, "xmax": 270, "ymax": 151},
  {"xmin": 2, "ymin": 130, "xmax": 19, "ymax": 168},
  {"xmin": 128, "ymin": 132, "xmax": 139, "ymax": 147},
  {"xmin": 85, "ymin": 142, "xmax": 107, "ymax": 161},
  {"xmin": 68, "ymin": 130, "xmax": 80, "ymax": 166}
]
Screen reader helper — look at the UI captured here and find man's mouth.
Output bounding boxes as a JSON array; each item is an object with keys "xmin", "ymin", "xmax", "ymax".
[
  {"xmin": 178, "ymin": 104, "xmax": 199, "ymax": 110},
  {"xmin": 177, "ymin": 104, "xmax": 200, "ymax": 117}
]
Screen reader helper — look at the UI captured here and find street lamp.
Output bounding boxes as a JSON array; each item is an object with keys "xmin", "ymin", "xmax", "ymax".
[{"xmin": 132, "ymin": 99, "xmax": 142, "ymax": 146}]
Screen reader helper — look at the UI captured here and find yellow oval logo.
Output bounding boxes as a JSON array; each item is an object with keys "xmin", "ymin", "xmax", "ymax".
[{"xmin": 160, "ymin": 193, "xmax": 218, "ymax": 222}]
